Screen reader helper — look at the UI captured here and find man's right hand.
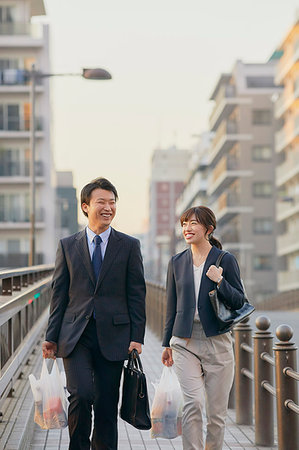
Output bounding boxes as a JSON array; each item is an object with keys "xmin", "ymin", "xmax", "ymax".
[
  {"xmin": 42, "ymin": 341, "xmax": 57, "ymax": 359},
  {"xmin": 162, "ymin": 347, "xmax": 173, "ymax": 366}
]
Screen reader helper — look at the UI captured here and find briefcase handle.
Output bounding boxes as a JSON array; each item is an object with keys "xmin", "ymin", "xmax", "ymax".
[{"xmin": 127, "ymin": 349, "xmax": 144, "ymax": 373}]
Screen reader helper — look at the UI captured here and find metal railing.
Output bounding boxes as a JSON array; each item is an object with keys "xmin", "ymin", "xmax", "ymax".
[
  {"xmin": 146, "ymin": 282, "xmax": 299, "ymax": 449},
  {"xmin": 0, "ymin": 265, "xmax": 54, "ymax": 418},
  {"xmin": 233, "ymin": 317, "xmax": 299, "ymax": 449}
]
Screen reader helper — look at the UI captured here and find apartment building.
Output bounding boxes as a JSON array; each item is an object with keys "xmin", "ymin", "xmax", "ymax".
[
  {"xmin": 208, "ymin": 60, "xmax": 281, "ymax": 302},
  {"xmin": 56, "ymin": 171, "xmax": 78, "ymax": 240},
  {"xmin": 275, "ymin": 16, "xmax": 299, "ymax": 292},
  {"xmin": 0, "ymin": 0, "xmax": 56, "ymax": 267},
  {"xmin": 175, "ymin": 132, "xmax": 212, "ymax": 253},
  {"xmin": 147, "ymin": 145, "xmax": 190, "ymax": 283}
]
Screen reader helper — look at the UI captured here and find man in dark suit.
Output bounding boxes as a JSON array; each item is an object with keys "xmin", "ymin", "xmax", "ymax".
[{"xmin": 42, "ymin": 177, "xmax": 146, "ymax": 450}]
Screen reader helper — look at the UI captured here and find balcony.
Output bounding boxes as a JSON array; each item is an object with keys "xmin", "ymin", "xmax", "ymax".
[
  {"xmin": 0, "ymin": 207, "xmax": 45, "ymax": 229},
  {"xmin": 274, "ymin": 85, "xmax": 299, "ymax": 118},
  {"xmin": 277, "ymin": 195, "xmax": 299, "ymax": 222},
  {"xmin": 0, "ymin": 161, "xmax": 44, "ymax": 182},
  {"xmin": 0, "ymin": 117, "xmax": 44, "ymax": 138},
  {"xmin": 277, "ymin": 229, "xmax": 299, "ymax": 256},
  {"xmin": 275, "ymin": 115, "xmax": 299, "ymax": 153},
  {"xmin": 210, "ymin": 191, "xmax": 253, "ymax": 225},
  {"xmin": 176, "ymin": 171, "xmax": 207, "ymax": 214},
  {"xmin": 0, "ymin": 22, "xmax": 44, "ymax": 47},
  {"xmin": 208, "ymin": 120, "xmax": 252, "ymax": 165},
  {"xmin": 278, "ymin": 269, "xmax": 299, "ymax": 292},
  {"xmin": 209, "ymin": 84, "xmax": 251, "ymax": 131},
  {"xmin": 275, "ymin": 39, "xmax": 299, "ymax": 85},
  {"xmin": 276, "ymin": 151, "xmax": 299, "ymax": 187},
  {"xmin": 207, "ymin": 154, "xmax": 252, "ymax": 196},
  {"xmin": 0, "ymin": 69, "xmax": 43, "ymax": 93}
]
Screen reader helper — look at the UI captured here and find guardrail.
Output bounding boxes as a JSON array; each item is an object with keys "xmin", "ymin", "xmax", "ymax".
[
  {"xmin": 0, "ymin": 265, "xmax": 54, "ymax": 419},
  {"xmin": 146, "ymin": 282, "xmax": 299, "ymax": 450}
]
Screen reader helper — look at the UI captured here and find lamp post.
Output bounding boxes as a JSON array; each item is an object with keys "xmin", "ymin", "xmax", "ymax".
[{"xmin": 28, "ymin": 66, "xmax": 112, "ymax": 266}]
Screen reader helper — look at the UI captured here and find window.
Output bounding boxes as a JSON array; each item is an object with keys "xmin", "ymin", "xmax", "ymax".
[
  {"xmin": 246, "ymin": 77, "xmax": 275, "ymax": 88},
  {"xmin": 0, "ymin": 104, "xmax": 20, "ymax": 130},
  {"xmin": 0, "ymin": 7, "xmax": 14, "ymax": 23},
  {"xmin": 0, "ymin": 59, "xmax": 18, "ymax": 70},
  {"xmin": 252, "ymin": 145, "xmax": 272, "ymax": 161},
  {"xmin": 253, "ymin": 255, "xmax": 273, "ymax": 270},
  {"xmin": 8, "ymin": 240, "xmax": 20, "ymax": 253},
  {"xmin": 252, "ymin": 110, "xmax": 272, "ymax": 125},
  {"xmin": 253, "ymin": 218, "xmax": 273, "ymax": 234},
  {"xmin": 0, "ymin": 148, "xmax": 21, "ymax": 176},
  {"xmin": 253, "ymin": 182, "xmax": 272, "ymax": 197}
]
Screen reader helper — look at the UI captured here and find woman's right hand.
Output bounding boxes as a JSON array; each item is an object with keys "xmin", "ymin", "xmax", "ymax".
[{"xmin": 162, "ymin": 347, "xmax": 173, "ymax": 366}]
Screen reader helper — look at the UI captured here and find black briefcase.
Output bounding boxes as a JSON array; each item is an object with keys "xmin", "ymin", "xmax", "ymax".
[{"xmin": 120, "ymin": 349, "xmax": 151, "ymax": 430}]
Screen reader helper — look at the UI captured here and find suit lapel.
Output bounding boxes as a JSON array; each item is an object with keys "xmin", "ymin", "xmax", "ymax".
[
  {"xmin": 175, "ymin": 248, "xmax": 195, "ymax": 308},
  {"xmin": 95, "ymin": 228, "xmax": 122, "ymax": 290},
  {"xmin": 75, "ymin": 229, "xmax": 95, "ymax": 286}
]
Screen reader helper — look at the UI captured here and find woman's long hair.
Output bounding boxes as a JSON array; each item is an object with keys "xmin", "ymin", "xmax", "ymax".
[{"xmin": 180, "ymin": 206, "xmax": 222, "ymax": 249}]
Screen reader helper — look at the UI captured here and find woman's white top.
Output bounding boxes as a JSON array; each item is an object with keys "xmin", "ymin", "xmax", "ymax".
[{"xmin": 193, "ymin": 261, "xmax": 205, "ymax": 322}]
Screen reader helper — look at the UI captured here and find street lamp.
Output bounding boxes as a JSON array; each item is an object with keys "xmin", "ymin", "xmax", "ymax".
[{"xmin": 28, "ymin": 66, "xmax": 112, "ymax": 266}]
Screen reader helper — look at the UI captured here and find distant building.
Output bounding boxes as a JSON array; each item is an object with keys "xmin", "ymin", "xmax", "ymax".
[
  {"xmin": 274, "ymin": 14, "xmax": 299, "ymax": 292},
  {"xmin": 0, "ymin": 0, "xmax": 55, "ymax": 267},
  {"xmin": 147, "ymin": 145, "xmax": 191, "ymax": 283},
  {"xmin": 208, "ymin": 60, "xmax": 282, "ymax": 302},
  {"xmin": 175, "ymin": 132, "xmax": 213, "ymax": 253},
  {"xmin": 56, "ymin": 171, "xmax": 78, "ymax": 240}
]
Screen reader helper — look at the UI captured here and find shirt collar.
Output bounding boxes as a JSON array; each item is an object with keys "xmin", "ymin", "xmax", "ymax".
[{"xmin": 86, "ymin": 226, "xmax": 111, "ymax": 244}]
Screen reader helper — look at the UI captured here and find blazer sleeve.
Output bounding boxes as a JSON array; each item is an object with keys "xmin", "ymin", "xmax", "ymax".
[
  {"xmin": 162, "ymin": 258, "xmax": 177, "ymax": 347},
  {"xmin": 126, "ymin": 239, "xmax": 146, "ymax": 344},
  {"xmin": 217, "ymin": 252, "xmax": 245, "ymax": 310},
  {"xmin": 45, "ymin": 240, "xmax": 70, "ymax": 343}
]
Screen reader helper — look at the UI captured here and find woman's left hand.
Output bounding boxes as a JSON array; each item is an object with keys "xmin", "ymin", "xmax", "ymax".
[{"xmin": 206, "ymin": 265, "xmax": 223, "ymax": 283}]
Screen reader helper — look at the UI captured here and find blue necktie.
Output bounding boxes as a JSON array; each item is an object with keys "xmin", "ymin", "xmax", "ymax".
[{"xmin": 92, "ymin": 235, "xmax": 103, "ymax": 280}]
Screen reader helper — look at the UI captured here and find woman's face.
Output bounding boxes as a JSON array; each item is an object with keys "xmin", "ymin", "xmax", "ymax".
[{"xmin": 182, "ymin": 214, "xmax": 210, "ymax": 245}]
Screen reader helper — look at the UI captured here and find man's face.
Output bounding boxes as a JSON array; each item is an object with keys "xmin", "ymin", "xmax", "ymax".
[{"xmin": 82, "ymin": 188, "xmax": 116, "ymax": 232}]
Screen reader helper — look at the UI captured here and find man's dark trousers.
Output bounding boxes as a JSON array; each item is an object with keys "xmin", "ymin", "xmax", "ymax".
[{"xmin": 63, "ymin": 318, "xmax": 123, "ymax": 450}]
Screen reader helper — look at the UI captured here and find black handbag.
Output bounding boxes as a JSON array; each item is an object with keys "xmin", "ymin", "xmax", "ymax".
[
  {"xmin": 209, "ymin": 251, "xmax": 255, "ymax": 332},
  {"xmin": 120, "ymin": 349, "xmax": 151, "ymax": 430}
]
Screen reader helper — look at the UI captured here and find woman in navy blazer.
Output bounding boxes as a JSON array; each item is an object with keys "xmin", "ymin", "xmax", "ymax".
[{"xmin": 162, "ymin": 206, "xmax": 245, "ymax": 450}]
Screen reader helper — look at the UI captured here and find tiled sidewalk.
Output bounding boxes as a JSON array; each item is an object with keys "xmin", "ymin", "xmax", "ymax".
[{"xmin": 30, "ymin": 328, "xmax": 277, "ymax": 450}]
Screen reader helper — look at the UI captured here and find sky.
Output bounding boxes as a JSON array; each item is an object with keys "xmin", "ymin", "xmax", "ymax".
[{"xmin": 41, "ymin": 0, "xmax": 298, "ymax": 235}]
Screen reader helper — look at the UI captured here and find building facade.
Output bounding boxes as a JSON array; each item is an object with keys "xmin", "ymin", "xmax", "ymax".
[
  {"xmin": 175, "ymin": 132, "xmax": 212, "ymax": 253},
  {"xmin": 147, "ymin": 145, "xmax": 190, "ymax": 283},
  {"xmin": 275, "ymin": 16, "xmax": 299, "ymax": 292},
  {"xmin": 0, "ymin": 0, "xmax": 55, "ymax": 267},
  {"xmin": 56, "ymin": 171, "xmax": 78, "ymax": 240},
  {"xmin": 207, "ymin": 60, "xmax": 281, "ymax": 302}
]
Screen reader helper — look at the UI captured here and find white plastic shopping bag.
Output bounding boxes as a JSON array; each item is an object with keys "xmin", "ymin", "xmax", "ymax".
[
  {"xmin": 29, "ymin": 359, "xmax": 68, "ymax": 429},
  {"xmin": 151, "ymin": 366, "xmax": 183, "ymax": 439}
]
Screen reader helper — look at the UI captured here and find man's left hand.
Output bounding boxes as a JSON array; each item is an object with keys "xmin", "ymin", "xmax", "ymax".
[{"xmin": 128, "ymin": 341, "xmax": 142, "ymax": 354}]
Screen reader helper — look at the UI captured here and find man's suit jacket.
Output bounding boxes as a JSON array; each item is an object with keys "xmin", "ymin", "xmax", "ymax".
[
  {"xmin": 162, "ymin": 245, "xmax": 245, "ymax": 347},
  {"xmin": 45, "ymin": 227, "xmax": 146, "ymax": 361}
]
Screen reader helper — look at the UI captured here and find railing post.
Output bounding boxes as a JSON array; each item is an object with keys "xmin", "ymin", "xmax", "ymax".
[
  {"xmin": 253, "ymin": 315, "xmax": 274, "ymax": 446},
  {"xmin": 274, "ymin": 325, "xmax": 299, "ymax": 450},
  {"xmin": 234, "ymin": 317, "xmax": 253, "ymax": 424}
]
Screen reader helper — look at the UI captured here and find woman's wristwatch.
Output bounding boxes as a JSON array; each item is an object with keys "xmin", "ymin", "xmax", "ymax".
[{"xmin": 217, "ymin": 276, "xmax": 223, "ymax": 288}]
